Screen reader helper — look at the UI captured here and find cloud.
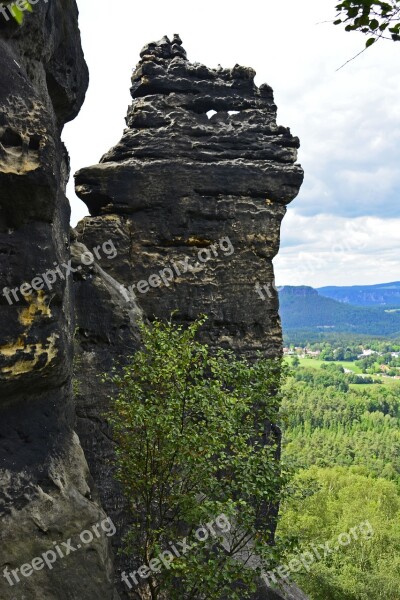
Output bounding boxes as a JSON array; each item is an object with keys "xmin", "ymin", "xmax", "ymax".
[
  {"xmin": 274, "ymin": 211, "xmax": 400, "ymax": 287},
  {"xmin": 283, "ymin": 49, "xmax": 400, "ymax": 219}
]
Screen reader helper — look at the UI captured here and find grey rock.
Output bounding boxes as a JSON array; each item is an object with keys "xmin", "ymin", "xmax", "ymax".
[
  {"xmin": 71, "ymin": 218, "xmax": 144, "ymax": 599},
  {"xmin": 0, "ymin": 3, "xmax": 119, "ymax": 599},
  {"xmin": 75, "ymin": 34, "xmax": 304, "ymax": 359}
]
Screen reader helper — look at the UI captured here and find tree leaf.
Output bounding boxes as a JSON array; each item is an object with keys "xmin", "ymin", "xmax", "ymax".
[{"xmin": 11, "ymin": 6, "xmax": 24, "ymax": 25}]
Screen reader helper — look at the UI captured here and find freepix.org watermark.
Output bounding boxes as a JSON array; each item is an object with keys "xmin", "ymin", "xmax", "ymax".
[
  {"xmin": 3, "ymin": 517, "xmax": 116, "ymax": 587},
  {"xmin": 121, "ymin": 513, "xmax": 231, "ymax": 589},
  {"xmin": 2, "ymin": 239, "xmax": 117, "ymax": 306},
  {"xmin": 0, "ymin": 0, "xmax": 45, "ymax": 22},
  {"xmin": 119, "ymin": 236, "xmax": 234, "ymax": 301},
  {"xmin": 255, "ymin": 280, "xmax": 283, "ymax": 301},
  {"xmin": 262, "ymin": 520, "xmax": 374, "ymax": 587}
]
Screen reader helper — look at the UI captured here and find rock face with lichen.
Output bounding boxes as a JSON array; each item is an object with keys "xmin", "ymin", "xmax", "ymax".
[
  {"xmin": 73, "ymin": 35, "xmax": 305, "ymax": 599},
  {"xmin": 0, "ymin": 3, "xmax": 118, "ymax": 599}
]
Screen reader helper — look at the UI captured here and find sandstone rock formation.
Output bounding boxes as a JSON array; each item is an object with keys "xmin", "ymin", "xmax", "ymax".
[
  {"xmin": 0, "ymin": 3, "xmax": 118, "ymax": 599},
  {"xmin": 75, "ymin": 34, "xmax": 303, "ymax": 359},
  {"xmin": 73, "ymin": 34, "xmax": 304, "ymax": 599}
]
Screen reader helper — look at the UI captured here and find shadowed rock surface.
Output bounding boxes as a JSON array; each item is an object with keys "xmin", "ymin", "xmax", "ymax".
[
  {"xmin": 71, "ymin": 227, "xmax": 142, "ymax": 595},
  {"xmin": 0, "ymin": 3, "xmax": 118, "ymax": 599},
  {"xmin": 73, "ymin": 35, "xmax": 305, "ymax": 600}
]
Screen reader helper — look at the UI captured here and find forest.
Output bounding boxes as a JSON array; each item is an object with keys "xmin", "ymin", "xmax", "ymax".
[{"xmin": 277, "ymin": 359, "xmax": 400, "ymax": 599}]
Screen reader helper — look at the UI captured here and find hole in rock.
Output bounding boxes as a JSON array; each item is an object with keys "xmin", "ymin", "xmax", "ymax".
[
  {"xmin": 228, "ymin": 110, "xmax": 240, "ymax": 115},
  {"xmin": 1, "ymin": 128, "xmax": 22, "ymax": 147},
  {"xmin": 29, "ymin": 134, "xmax": 41, "ymax": 151},
  {"xmin": 206, "ymin": 110, "xmax": 217, "ymax": 119}
]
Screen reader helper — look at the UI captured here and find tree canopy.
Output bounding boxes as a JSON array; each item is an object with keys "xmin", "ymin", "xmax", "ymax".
[{"xmin": 279, "ymin": 362, "xmax": 400, "ymax": 599}]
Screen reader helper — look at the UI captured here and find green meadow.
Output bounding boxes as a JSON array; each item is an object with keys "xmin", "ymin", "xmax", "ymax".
[{"xmin": 284, "ymin": 355, "xmax": 400, "ymax": 388}]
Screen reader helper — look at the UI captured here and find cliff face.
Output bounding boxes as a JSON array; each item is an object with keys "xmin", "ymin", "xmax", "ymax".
[
  {"xmin": 73, "ymin": 35, "xmax": 304, "ymax": 599},
  {"xmin": 0, "ymin": 4, "xmax": 117, "ymax": 599},
  {"xmin": 75, "ymin": 35, "xmax": 303, "ymax": 358}
]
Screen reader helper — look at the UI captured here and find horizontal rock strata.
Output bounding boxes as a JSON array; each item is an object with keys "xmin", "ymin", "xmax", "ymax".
[{"xmin": 75, "ymin": 34, "xmax": 304, "ymax": 358}]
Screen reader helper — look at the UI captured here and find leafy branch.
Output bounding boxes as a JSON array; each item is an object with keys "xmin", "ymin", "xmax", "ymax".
[{"xmin": 334, "ymin": 0, "xmax": 400, "ymax": 47}]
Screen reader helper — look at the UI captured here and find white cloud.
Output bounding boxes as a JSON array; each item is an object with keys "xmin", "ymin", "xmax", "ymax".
[
  {"xmin": 274, "ymin": 211, "xmax": 400, "ymax": 286},
  {"xmin": 62, "ymin": 0, "xmax": 400, "ymax": 286}
]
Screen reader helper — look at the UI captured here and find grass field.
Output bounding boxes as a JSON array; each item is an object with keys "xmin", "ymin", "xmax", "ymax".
[
  {"xmin": 349, "ymin": 380, "xmax": 400, "ymax": 390},
  {"xmin": 284, "ymin": 356, "xmax": 400, "ymax": 388},
  {"xmin": 349, "ymin": 383, "xmax": 381, "ymax": 390},
  {"xmin": 284, "ymin": 356, "xmax": 363, "ymax": 373}
]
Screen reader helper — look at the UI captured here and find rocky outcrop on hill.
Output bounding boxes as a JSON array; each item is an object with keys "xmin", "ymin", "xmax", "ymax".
[
  {"xmin": 73, "ymin": 35, "xmax": 304, "ymax": 599},
  {"xmin": 0, "ymin": 3, "xmax": 118, "ymax": 599}
]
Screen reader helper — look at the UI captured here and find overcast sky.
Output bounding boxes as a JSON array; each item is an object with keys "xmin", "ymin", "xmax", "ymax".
[{"xmin": 63, "ymin": 0, "xmax": 400, "ymax": 287}]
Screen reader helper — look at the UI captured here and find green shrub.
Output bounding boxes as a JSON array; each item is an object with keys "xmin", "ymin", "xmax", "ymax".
[{"xmin": 107, "ymin": 316, "xmax": 287, "ymax": 600}]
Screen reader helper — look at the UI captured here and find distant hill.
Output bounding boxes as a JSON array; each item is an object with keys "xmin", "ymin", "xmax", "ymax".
[
  {"xmin": 317, "ymin": 281, "xmax": 400, "ymax": 307},
  {"xmin": 279, "ymin": 286, "xmax": 400, "ymax": 336}
]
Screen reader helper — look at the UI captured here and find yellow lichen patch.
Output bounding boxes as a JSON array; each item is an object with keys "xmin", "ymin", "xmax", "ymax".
[
  {"xmin": 0, "ymin": 337, "xmax": 26, "ymax": 357},
  {"xmin": 186, "ymin": 237, "xmax": 212, "ymax": 247},
  {"xmin": 0, "ymin": 292, "xmax": 56, "ymax": 377},
  {"xmin": 0, "ymin": 147, "xmax": 40, "ymax": 175},
  {"xmin": 19, "ymin": 291, "xmax": 51, "ymax": 326},
  {"xmin": 171, "ymin": 236, "xmax": 212, "ymax": 247},
  {"xmin": 246, "ymin": 233, "xmax": 269, "ymax": 243},
  {"xmin": 265, "ymin": 199, "xmax": 273, "ymax": 205},
  {"xmin": 0, "ymin": 333, "xmax": 59, "ymax": 376},
  {"xmin": 103, "ymin": 214, "xmax": 121, "ymax": 222}
]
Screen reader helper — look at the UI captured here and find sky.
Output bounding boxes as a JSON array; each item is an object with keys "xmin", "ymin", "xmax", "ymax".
[{"xmin": 63, "ymin": 0, "xmax": 400, "ymax": 288}]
